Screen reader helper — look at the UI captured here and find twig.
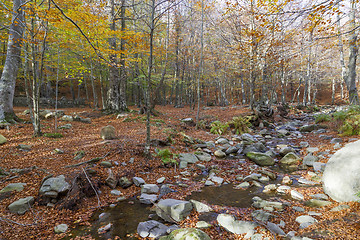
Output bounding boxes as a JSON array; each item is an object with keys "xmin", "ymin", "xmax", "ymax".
[
  {"xmin": 81, "ymin": 167, "xmax": 101, "ymax": 208},
  {"xmin": 64, "ymin": 152, "xmax": 111, "ymax": 168},
  {"xmin": 0, "ymin": 216, "xmax": 33, "ymax": 227}
]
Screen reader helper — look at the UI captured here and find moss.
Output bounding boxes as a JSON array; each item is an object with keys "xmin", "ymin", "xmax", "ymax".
[{"xmin": 43, "ymin": 133, "xmax": 63, "ymax": 138}]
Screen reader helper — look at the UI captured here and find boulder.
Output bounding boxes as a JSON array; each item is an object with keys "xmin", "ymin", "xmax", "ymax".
[
  {"xmin": 0, "ymin": 134, "xmax": 7, "ymax": 145},
  {"xmin": 214, "ymin": 150, "xmax": 226, "ymax": 158},
  {"xmin": 100, "ymin": 125, "xmax": 116, "ymax": 140},
  {"xmin": 217, "ymin": 214, "xmax": 256, "ymax": 237},
  {"xmin": 61, "ymin": 115, "xmax": 73, "ymax": 121},
  {"xmin": 305, "ymin": 199, "xmax": 332, "ymax": 208},
  {"xmin": 0, "ymin": 183, "xmax": 26, "ymax": 193},
  {"xmin": 246, "ymin": 152, "xmax": 275, "ymax": 166},
  {"xmin": 323, "ymin": 140, "xmax": 360, "ymax": 202},
  {"xmin": 105, "ymin": 170, "xmax": 117, "ymax": 189},
  {"xmin": 137, "ymin": 220, "xmax": 168, "ymax": 238},
  {"xmin": 8, "ymin": 196, "xmax": 34, "ymax": 215},
  {"xmin": 279, "ymin": 152, "xmax": 300, "ymax": 171},
  {"xmin": 165, "ymin": 228, "xmax": 211, "ymax": 240},
  {"xmin": 39, "ymin": 175, "xmax": 70, "ymax": 198},
  {"xmin": 141, "ymin": 184, "xmax": 159, "ymax": 194},
  {"xmin": 194, "ymin": 152, "xmax": 212, "ymax": 162},
  {"xmin": 179, "ymin": 153, "xmax": 198, "ymax": 164},
  {"xmin": 302, "ymin": 154, "xmax": 318, "ymax": 166},
  {"xmin": 156, "ymin": 199, "xmax": 193, "ymax": 223}
]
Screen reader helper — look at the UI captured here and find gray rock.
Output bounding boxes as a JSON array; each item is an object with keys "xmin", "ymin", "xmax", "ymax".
[
  {"xmin": 54, "ymin": 224, "xmax": 68, "ymax": 233},
  {"xmin": 140, "ymin": 193, "xmax": 158, "ymax": 204},
  {"xmin": 323, "ymin": 139, "xmax": 360, "ymax": 202},
  {"xmin": 293, "ymin": 206, "xmax": 305, "ymax": 212},
  {"xmin": 279, "ymin": 146, "xmax": 295, "ymax": 156},
  {"xmin": 157, "ymin": 177, "xmax": 166, "ymax": 184},
  {"xmin": 299, "ymin": 141, "xmax": 309, "ymax": 148},
  {"xmin": 330, "ymin": 204, "xmax": 350, "ymax": 212},
  {"xmin": 137, "ymin": 220, "xmax": 168, "ymax": 238},
  {"xmin": 243, "ymin": 143, "xmax": 266, "ymax": 155},
  {"xmin": 225, "ymin": 146, "xmax": 239, "ymax": 155},
  {"xmin": 210, "ymin": 176, "xmax": 224, "ymax": 185},
  {"xmin": 330, "ymin": 138, "xmax": 343, "ymax": 144},
  {"xmin": 190, "ymin": 200, "xmax": 213, "ymax": 213},
  {"xmin": 181, "ymin": 118, "xmax": 195, "ymax": 126},
  {"xmin": 215, "ymin": 138, "xmax": 229, "ymax": 145},
  {"xmin": 295, "ymin": 215, "xmax": 318, "ymax": 229},
  {"xmin": 0, "ymin": 183, "xmax": 26, "ymax": 193},
  {"xmin": 166, "ymin": 228, "xmax": 211, "ymax": 240},
  {"xmin": 179, "ymin": 161, "xmax": 187, "ymax": 169},
  {"xmin": 251, "ymin": 210, "xmax": 272, "ymax": 222},
  {"xmin": 106, "ymin": 170, "xmax": 117, "ymax": 189},
  {"xmin": 156, "ymin": 199, "xmax": 193, "ymax": 223},
  {"xmin": 61, "ymin": 115, "xmax": 73, "ymax": 121},
  {"xmin": 100, "ymin": 125, "xmax": 116, "ymax": 140},
  {"xmin": 98, "ymin": 223, "xmax": 112, "ymax": 234},
  {"xmin": 196, "ymin": 221, "xmax": 212, "ymax": 229},
  {"xmin": 305, "ymin": 199, "xmax": 332, "ymax": 207},
  {"xmin": 258, "ymin": 170, "xmax": 277, "ymax": 180},
  {"xmin": 110, "ymin": 190, "xmax": 122, "ymax": 196},
  {"xmin": 298, "ymin": 177, "xmax": 318, "ymax": 186},
  {"xmin": 195, "ymin": 152, "xmax": 212, "ymax": 162},
  {"xmin": 300, "ymin": 124, "xmax": 325, "ymax": 132},
  {"xmin": 246, "ymin": 152, "xmax": 275, "ymax": 166},
  {"xmin": 251, "ymin": 234, "xmax": 268, "ymax": 240},
  {"xmin": 214, "ymin": 150, "xmax": 226, "ymax": 158},
  {"xmin": 118, "ymin": 177, "xmax": 133, "ymax": 189},
  {"xmin": 313, "ymin": 162, "xmax": 326, "ymax": 172},
  {"xmin": 282, "ymin": 176, "xmax": 292, "ymax": 185},
  {"xmin": 266, "ymin": 222, "xmax": 285, "ymax": 236},
  {"xmin": 291, "ymin": 190, "xmax": 304, "ymax": 201},
  {"xmin": 8, "ymin": 196, "xmax": 34, "ymax": 215},
  {"xmin": 241, "ymin": 133, "xmax": 256, "ymax": 143},
  {"xmin": 252, "ymin": 197, "xmax": 283, "ymax": 210},
  {"xmin": 235, "ymin": 182, "xmax": 250, "ymax": 189},
  {"xmin": 280, "ymin": 152, "xmax": 300, "ymax": 165},
  {"xmin": 17, "ymin": 144, "xmax": 32, "ymax": 150},
  {"xmin": 141, "ymin": 184, "xmax": 159, "ymax": 194},
  {"xmin": 306, "ymin": 147, "xmax": 319, "ymax": 154},
  {"xmin": 310, "ymin": 194, "xmax": 329, "ymax": 200},
  {"xmin": 0, "ymin": 134, "xmax": 7, "ymax": 145},
  {"xmin": 179, "ymin": 153, "xmax": 198, "ymax": 164},
  {"xmin": 39, "ymin": 175, "xmax": 70, "ymax": 198},
  {"xmin": 302, "ymin": 154, "xmax": 318, "ymax": 166},
  {"xmin": 217, "ymin": 214, "xmax": 256, "ymax": 237}
]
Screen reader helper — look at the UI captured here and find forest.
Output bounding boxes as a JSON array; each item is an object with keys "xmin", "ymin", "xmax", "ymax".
[{"xmin": 0, "ymin": 0, "xmax": 360, "ymax": 239}]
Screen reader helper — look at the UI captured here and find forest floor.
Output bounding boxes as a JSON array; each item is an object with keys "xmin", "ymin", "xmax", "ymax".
[{"xmin": 0, "ymin": 105, "xmax": 359, "ymax": 240}]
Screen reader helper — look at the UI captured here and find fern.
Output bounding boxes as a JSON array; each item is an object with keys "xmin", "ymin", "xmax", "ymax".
[
  {"xmin": 210, "ymin": 121, "xmax": 229, "ymax": 135},
  {"xmin": 230, "ymin": 116, "xmax": 251, "ymax": 134},
  {"xmin": 314, "ymin": 114, "xmax": 331, "ymax": 123}
]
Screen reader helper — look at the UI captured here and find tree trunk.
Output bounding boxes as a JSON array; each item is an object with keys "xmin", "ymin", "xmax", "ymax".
[{"xmin": 0, "ymin": 0, "xmax": 25, "ymax": 122}]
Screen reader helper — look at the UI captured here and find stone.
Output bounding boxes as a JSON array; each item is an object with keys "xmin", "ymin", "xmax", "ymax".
[
  {"xmin": 276, "ymin": 185, "xmax": 291, "ymax": 194},
  {"xmin": 323, "ymin": 139, "xmax": 360, "ymax": 202},
  {"xmin": 210, "ymin": 176, "xmax": 223, "ymax": 185},
  {"xmin": 313, "ymin": 162, "xmax": 326, "ymax": 172},
  {"xmin": 205, "ymin": 180, "xmax": 215, "ymax": 186},
  {"xmin": 0, "ymin": 134, "xmax": 7, "ymax": 145},
  {"xmin": 195, "ymin": 152, "xmax": 212, "ymax": 162},
  {"xmin": 310, "ymin": 194, "xmax": 329, "ymax": 200},
  {"xmin": 280, "ymin": 152, "xmax": 300, "ymax": 165},
  {"xmin": 330, "ymin": 138, "xmax": 343, "ymax": 144},
  {"xmin": 306, "ymin": 147, "xmax": 319, "ymax": 154},
  {"xmin": 17, "ymin": 144, "xmax": 32, "ymax": 150},
  {"xmin": 140, "ymin": 193, "xmax": 158, "ymax": 204},
  {"xmin": 181, "ymin": 118, "xmax": 195, "ymax": 126},
  {"xmin": 293, "ymin": 206, "xmax": 305, "ymax": 212},
  {"xmin": 196, "ymin": 221, "xmax": 212, "ymax": 229},
  {"xmin": 0, "ymin": 183, "xmax": 26, "ymax": 193},
  {"xmin": 266, "ymin": 222, "xmax": 285, "ymax": 236},
  {"xmin": 8, "ymin": 196, "xmax": 35, "ymax": 215},
  {"xmin": 235, "ymin": 182, "xmax": 250, "ymax": 189},
  {"xmin": 106, "ymin": 169, "xmax": 117, "ymax": 189},
  {"xmin": 53, "ymin": 148, "xmax": 64, "ymax": 154},
  {"xmin": 79, "ymin": 117, "xmax": 91, "ymax": 123},
  {"xmin": 215, "ymin": 138, "xmax": 229, "ymax": 145},
  {"xmin": 217, "ymin": 214, "xmax": 256, "ymax": 237},
  {"xmin": 263, "ymin": 184, "xmax": 277, "ymax": 193},
  {"xmin": 157, "ymin": 177, "xmax": 166, "ymax": 184},
  {"xmin": 179, "ymin": 153, "xmax": 198, "ymax": 164},
  {"xmin": 61, "ymin": 115, "xmax": 73, "ymax": 121},
  {"xmin": 100, "ymin": 161, "xmax": 112, "ymax": 168},
  {"xmin": 54, "ymin": 224, "xmax": 68, "ymax": 234},
  {"xmin": 110, "ymin": 190, "xmax": 122, "ymax": 196},
  {"xmin": 251, "ymin": 210, "xmax": 272, "ymax": 222},
  {"xmin": 282, "ymin": 176, "xmax": 292, "ymax": 185},
  {"xmin": 299, "ymin": 141, "xmax": 309, "ymax": 148},
  {"xmin": 252, "ymin": 197, "xmax": 283, "ymax": 210},
  {"xmin": 100, "ymin": 125, "xmax": 116, "ymax": 140},
  {"xmin": 330, "ymin": 204, "xmax": 350, "ymax": 212},
  {"xmin": 300, "ymin": 124, "xmax": 325, "ymax": 132},
  {"xmin": 190, "ymin": 200, "xmax": 213, "ymax": 213},
  {"xmin": 243, "ymin": 143, "xmax": 266, "ymax": 155},
  {"xmin": 279, "ymin": 146, "xmax": 295, "ymax": 156},
  {"xmin": 98, "ymin": 223, "xmax": 112, "ymax": 234},
  {"xmin": 118, "ymin": 177, "xmax": 133, "ymax": 189},
  {"xmin": 302, "ymin": 154, "xmax": 318, "ymax": 166},
  {"xmin": 141, "ymin": 184, "xmax": 159, "ymax": 194},
  {"xmin": 214, "ymin": 150, "xmax": 226, "ymax": 158},
  {"xmin": 291, "ymin": 190, "xmax": 304, "ymax": 201},
  {"xmin": 166, "ymin": 228, "xmax": 211, "ymax": 240},
  {"xmin": 333, "ymin": 143, "xmax": 341, "ymax": 149},
  {"xmin": 295, "ymin": 215, "xmax": 318, "ymax": 229},
  {"xmin": 246, "ymin": 152, "xmax": 275, "ymax": 166},
  {"xmin": 305, "ymin": 199, "xmax": 332, "ymax": 208},
  {"xmin": 58, "ymin": 123, "xmax": 72, "ymax": 129},
  {"xmin": 179, "ymin": 161, "xmax": 188, "ymax": 169},
  {"xmin": 298, "ymin": 177, "xmax": 318, "ymax": 186},
  {"xmin": 241, "ymin": 133, "xmax": 256, "ymax": 143},
  {"xmin": 39, "ymin": 175, "xmax": 70, "ymax": 198},
  {"xmin": 225, "ymin": 146, "xmax": 239, "ymax": 155},
  {"xmin": 258, "ymin": 170, "xmax": 277, "ymax": 180},
  {"xmin": 156, "ymin": 199, "xmax": 193, "ymax": 223}
]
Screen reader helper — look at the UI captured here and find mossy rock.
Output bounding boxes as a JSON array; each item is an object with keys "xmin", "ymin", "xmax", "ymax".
[{"xmin": 165, "ymin": 228, "xmax": 211, "ymax": 240}]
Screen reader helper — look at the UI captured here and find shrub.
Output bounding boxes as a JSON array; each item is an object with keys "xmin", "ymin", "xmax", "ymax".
[
  {"xmin": 332, "ymin": 111, "xmax": 347, "ymax": 121},
  {"xmin": 43, "ymin": 133, "xmax": 63, "ymax": 138},
  {"xmin": 210, "ymin": 121, "xmax": 229, "ymax": 135},
  {"xmin": 314, "ymin": 114, "xmax": 331, "ymax": 123},
  {"xmin": 229, "ymin": 116, "xmax": 251, "ymax": 134},
  {"xmin": 155, "ymin": 148, "xmax": 178, "ymax": 166}
]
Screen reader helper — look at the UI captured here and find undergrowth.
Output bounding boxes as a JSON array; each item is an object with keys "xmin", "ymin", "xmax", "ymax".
[{"xmin": 154, "ymin": 148, "xmax": 178, "ymax": 166}]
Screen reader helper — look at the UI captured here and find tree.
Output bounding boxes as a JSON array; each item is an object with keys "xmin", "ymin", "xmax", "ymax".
[{"xmin": 0, "ymin": 0, "xmax": 25, "ymax": 122}]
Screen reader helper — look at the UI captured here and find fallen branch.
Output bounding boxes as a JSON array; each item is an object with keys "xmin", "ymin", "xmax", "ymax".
[
  {"xmin": 0, "ymin": 216, "xmax": 34, "ymax": 227},
  {"xmin": 81, "ymin": 167, "xmax": 101, "ymax": 208},
  {"xmin": 64, "ymin": 152, "xmax": 110, "ymax": 168}
]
